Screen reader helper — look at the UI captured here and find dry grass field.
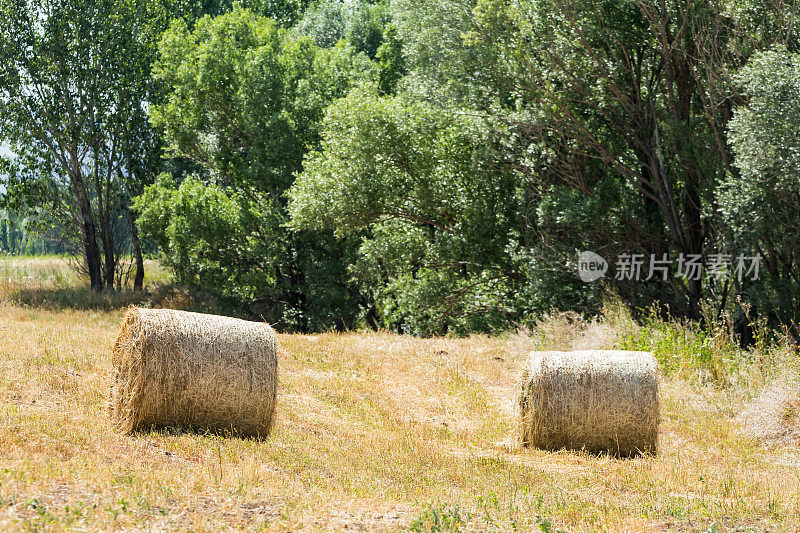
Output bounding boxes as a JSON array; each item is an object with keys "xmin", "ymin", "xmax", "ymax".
[{"xmin": 1, "ymin": 256, "xmax": 799, "ymax": 531}]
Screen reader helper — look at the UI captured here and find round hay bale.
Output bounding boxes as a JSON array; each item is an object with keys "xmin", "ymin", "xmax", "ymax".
[
  {"xmin": 516, "ymin": 350, "xmax": 659, "ymax": 456},
  {"xmin": 107, "ymin": 307, "xmax": 278, "ymax": 438}
]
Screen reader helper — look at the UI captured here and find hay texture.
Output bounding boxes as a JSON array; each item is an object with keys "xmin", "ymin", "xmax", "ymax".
[
  {"xmin": 737, "ymin": 374, "xmax": 800, "ymax": 443},
  {"xmin": 516, "ymin": 350, "xmax": 659, "ymax": 456},
  {"xmin": 107, "ymin": 307, "xmax": 278, "ymax": 437}
]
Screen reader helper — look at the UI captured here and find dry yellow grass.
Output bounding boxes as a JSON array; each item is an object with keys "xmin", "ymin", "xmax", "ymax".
[{"xmin": 1, "ymin": 260, "xmax": 799, "ymax": 531}]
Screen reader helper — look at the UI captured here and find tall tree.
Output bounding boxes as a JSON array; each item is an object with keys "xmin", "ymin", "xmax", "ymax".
[
  {"xmin": 0, "ymin": 0, "xmax": 170, "ymax": 289},
  {"xmin": 721, "ymin": 47, "xmax": 800, "ymax": 338},
  {"xmin": 139, "ymin": 7, "xmax": 377, "ymax": 329}
]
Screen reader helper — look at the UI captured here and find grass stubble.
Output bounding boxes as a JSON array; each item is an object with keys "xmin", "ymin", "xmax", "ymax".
[{"xmin": 0, "ymin": 257, "xmax": 799, "ymax": 531}]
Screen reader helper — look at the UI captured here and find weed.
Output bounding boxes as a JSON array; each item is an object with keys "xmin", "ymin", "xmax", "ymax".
[{"xmin": 410, "ymin": 502, "xmax": 469, "ymax": 532}]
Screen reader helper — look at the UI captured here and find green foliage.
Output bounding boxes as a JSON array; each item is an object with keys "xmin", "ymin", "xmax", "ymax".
[
  {"xmin": 347, "ymin": 0, "xmax": 389, "ymax": 58},
  {"xmin": 137, "ymin": 174, "xmax": 363, "ymax": 329},
  {"xmin": 290, "ymin": 90, "xmax": 523, "ymax": 335},
  {"xmin": 135, "ymin": 175, "xmax": 262, "ymax": 293},
  {"xmin": 376, "ymin": 23, "xmax": 405, "ymax": 94},
  {"xmin": 391, "ymin": 0, "xmax": 800, "ymax": 323},
  {"xmin": 0, "ymin": 209, "xmax": 65, "ymax": 255},
  {"xmin": 142, "ymin": 7, "xmax": 375, "ymax": 330},
  {"xmin": 390, "ymin": 0, "xmax": 506, "ymax": 107},
  {"xmin": 295, "ymin": 0, "xmax": 347, "ymax": 47},
  {"xmin": 151, "ymin": 7, "xmax": 377, "ymax": 192},
  {"xmin": 295, "ymin": 0, "xmax": 390, "ymax": 58},
  {"xmin": 273, "ymin": 0, "xmax": 799, "ymax": 333},
  {"xmin": 721, "ymin": 46, "xmax": 800, "ymax": 328},
  {"xmin": 244, "ymin": 0, "xmax": 313, "ymax": 26},
  {"xmin": 181, "ymin": 0, "xmax": 312, "ymax": 26}
]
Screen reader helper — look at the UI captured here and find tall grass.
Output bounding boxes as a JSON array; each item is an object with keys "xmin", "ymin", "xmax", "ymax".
[
  {"xmin": 611, "ymin": 300, "xmax": 797, "ymax": 387},
  {"xmin": 0, "ymin": 256, "xmax": 180, "ymax": 311}
]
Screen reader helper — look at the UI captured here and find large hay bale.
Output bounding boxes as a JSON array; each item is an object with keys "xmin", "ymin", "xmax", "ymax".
[
  {"xmin": 107, "ymin": 307, "xmax": 278, "ymax": 437},
  {"xmin": 516, "ymin": 350, "xmax": 659, "ymax": 456}
]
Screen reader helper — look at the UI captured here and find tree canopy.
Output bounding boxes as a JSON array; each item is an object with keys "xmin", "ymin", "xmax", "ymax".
[
  {"xmin": 2, "ymin": 0, "xmax": 800, "ymax": 337},
  {"xmin": 138, "ymin": 6, "xmax": 376, "ymax": 329}
]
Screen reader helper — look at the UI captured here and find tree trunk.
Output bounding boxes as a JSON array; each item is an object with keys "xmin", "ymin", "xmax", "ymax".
[
  {"xmin": 683, "ymin": 170, "xmax": 704, "ymax": 319},
  {"xmin": 72, "ymin": 170, "xmax": 104, "ymax": 291},
  {"xmin": 95, "ymin": 156, "xmax": 116, "ymax": 290},
  {"xmin": 674, "ymin": 45, "xmax": 704, "ymax": 320},
  {"xmin": 99, "ymin": 212, "xmax": 116, "ymax": 289},
  {"xmin": 129, "ymin": 208, "xmax": 145, "ymax": 290}
]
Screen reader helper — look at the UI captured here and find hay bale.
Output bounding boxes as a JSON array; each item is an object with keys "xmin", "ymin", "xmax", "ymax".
[
  {"xmin": 516, "ymin": 350, "xmax": 659, "ymax": 456},
  {"xmin": 107, "ymin": 307, "xmax": 278, "ymax": 437}
]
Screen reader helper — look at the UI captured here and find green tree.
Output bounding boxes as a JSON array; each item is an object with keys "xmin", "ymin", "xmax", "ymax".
[
  {"xmin": 141, "ymin": 6, "xmax": 377, "ymax": 329},
  {"xmin": 0, "ymin": 0, "xmax": 175, "ymax": 289},
  {"xmin": 289, "ymin": 90, "xmax": 522, "ymax": 335},
  {"xmin": 722, "ymin": 47, "xmax": 800, "ymax": 336},
  {"xmin": 390, "ymin": 0, "xmax": 504, "ymax": 107},
  {"xmin": 295, "ymin": 0, "xmax": 390, "ymax": 58},
  {"xmin": 376, "ymin": 23, "xmax": 405, "ymax": 95},
  {"xmin": 295, "ymin": 0, "xmax": 347, "ymax": 47}
]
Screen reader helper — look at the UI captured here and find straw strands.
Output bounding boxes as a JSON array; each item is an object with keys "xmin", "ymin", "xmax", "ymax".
[
  {"xmin": 107, "ymin": 307, "xmax": 278, "ymax": 437},
  {"xmin": 516, "ymin": 350, "xmax": 659, "ymax": 456},
  {"xmin": 737, "ymin": 374, "xmax": 800, "ymax": 442}
]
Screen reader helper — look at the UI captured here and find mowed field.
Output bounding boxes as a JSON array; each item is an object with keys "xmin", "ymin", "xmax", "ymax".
[{"xmin": 1, "ymin": 257, "xmax": 799, "ymax": 531}]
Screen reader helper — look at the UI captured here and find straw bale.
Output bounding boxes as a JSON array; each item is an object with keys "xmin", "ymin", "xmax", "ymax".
[
  {"xmin": 516, "ymin": 350, "xmax": 659, "ymax": 456},
  {"xmin": 107, "ymin": 307, "xmax": 278, "ymax": 437}
]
